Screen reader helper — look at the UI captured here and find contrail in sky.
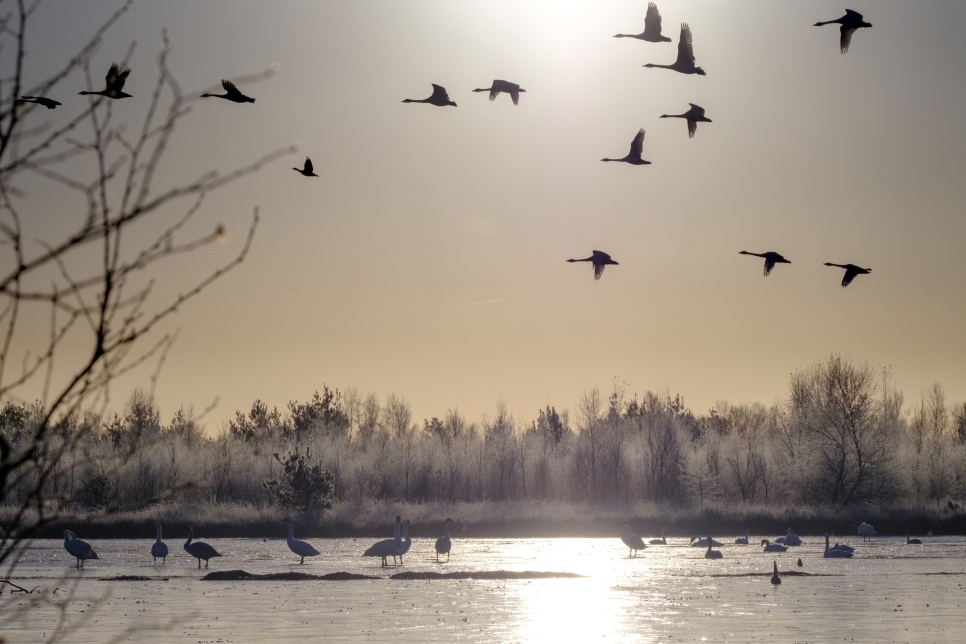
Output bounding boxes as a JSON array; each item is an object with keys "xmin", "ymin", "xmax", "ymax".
[{"xmin": 415, "ymin": 298, "xmax": 505, "ymax": 312}]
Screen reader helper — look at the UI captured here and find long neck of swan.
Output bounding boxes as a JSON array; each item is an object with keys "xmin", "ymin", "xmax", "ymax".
[
  {"xmin": 288, "ymin": 521, "xmax": 295, "ymax": 540},
  {"xmin": 394, "ymin": 519, "xmax": 401, "ymax": 541},
  {"xmin": 444, "ymin": 523, "xmax": 451, "ymax": 539},
  {"xmin": 156, "ymin": 525, "xmax": 162, "ymax": 541}
]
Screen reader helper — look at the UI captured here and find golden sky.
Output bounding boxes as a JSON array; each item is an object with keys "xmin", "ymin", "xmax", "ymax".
[{"xmin": 11, "ymin": 0, "xmax": 966, "ymax": 428}]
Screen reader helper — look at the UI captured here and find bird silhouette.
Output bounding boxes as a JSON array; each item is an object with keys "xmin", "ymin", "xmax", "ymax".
[
  {"xmin": 283, "ymin": 517, "xmax": 321, "ymax": 564},
  {"xmin": 740, "ymin": 251, "xmax": 791, "ymax": 277},
  {"xmin": 705, "ymin": 537, "xmax": 723, "ymax": 559},
  {"xmin": 644, "ymin": 24, "xmax": 705, "ymax": 75},
  {"xmin": 568, "ymin": 250, "xmax": 619, "ymax": 281},
  {"xmin": 151, "ymin": 523, "xmax": 168, "ymax": 565},
  {"xmin": 761, "ymin": 539, "xmax": 788, "ymax": 553},
  {"xmin": 824, "ymin": 533, "xmax": 854, "ymax": 558},
  {"xmin": 473, "ymin": 80, "xmax": 525, "ymax": 105},
  {"xmin": 814, "ymin": 10, "xmax": 872, "ymax": 54},
  {"xmin": 201, "ymin": 79, "xmax": 255, "ymax": 103},
  {"xmin": 293, "ymin": 157, "xmax": 319, "ymax": 177},
  {"xmin": 660, "ymin": 103, "xmax": 712, "ymax": 138},
  {"xmin": 857, "ymin": 522, "xmax": 876, "ymax": 541},
  {"xmin": 363, "ymin": 515, "xmax": 402, "ymax": 567},
  {"xmin": 18, "ymin": 96, "xmax": 61, "ymax": 109},
  {"xmin": 614, "ymin": 2, "xmax": 672, "ymax": 42},
  {"xmin": 771, "ymin": 560, "xmax": 781, "ymax": 585},
  {"xmin": 601, "ymin": 128, "xmax": 650, "ymax": 165},
  {"xmin": 63, "ymin": 530, "xmax": 98, "ymax": 568},
  {"xmin": 649, "ymin": 528, "xmax": 667, "ymax": 545},
  {"xmin": 735, "ymin": 530, "xmax": 750, "ymax": 545},
  {"xmin": 620, "ymin": 525, "xmax": 647, "ymax": 557},
  {"xmin": 184, "ymin": 526, "xmax": 222, "ymax": 568},
  {"xmin": 906, "ymin": 532, "xmax": 922, "ymax": 545},
  {"xmin": 824, "ymin": 263, "xmax": 871, "ymax": 287},
  {"xmin": 78, "ymin": 62, "xmax": 131, "ymax": 99},
  {"xmin": 403, "ymin": 84, "xmax": 456, "ymax": 107},
  {"xmin": 435, "ymin": 518, "xmax": 455, "ymax": 562}
]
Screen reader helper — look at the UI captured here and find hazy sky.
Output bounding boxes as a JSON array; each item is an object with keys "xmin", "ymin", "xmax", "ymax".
[{"xmin": 10, "ymin": 0, "xmax": 966, "ymax": 429}]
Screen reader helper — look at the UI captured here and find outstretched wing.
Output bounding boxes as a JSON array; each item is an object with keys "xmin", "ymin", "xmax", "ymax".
[
  {"xmin": 764, "ymin": 256, "xmax": 776, "ymax": 276},
  {"xmin": 841, "ymin": 267, "xmax": 858, "ymax": 287},
  {"xmin": 644, "ymin": 2, "xmax": 663, "ymax": 37},
  {"xmin": 689, "ymin": 103, "xmax": 705, "ymax": 119},
  {"xmin": 594, "ymin": 263, "xmax": 605, "ymax": 280},
  {"xmin": 844, "ymin": 9, "xmax": 863, "ymax": 21},
  {"xmin": 304, "ymin": 157, "xmax": 314, "ymax": 174},
  {"xmin": 629, "ymin": 128, "xmax": 645, "ymax": 158},
  {"xmin": 677, "ymin": 24, "xmax": 695, "ymax": 65},
  {"xmin": 840, "ymin": 25, "xmax": 856, "ymax": 53},
  {"xmin": 430, "ymin": 84, "xmax": 450, "ymax": 102},
  {"xmin": 110, "ymin": 64, "xmax": 132, "ymax": 91},
  {"xmin": 509, "ymin": 90, "xmax": 520, "ymax": 105},
  {"xmin": 106, "ymin": 62, "xmax": 120, "ymax": 86},
  {"xmin": 222, "ymin": 79, "xmax": 241, "ymax": 95},
  {"xmin": 687, "ymin": 119, "xmax": 697, "ymax": 138}
]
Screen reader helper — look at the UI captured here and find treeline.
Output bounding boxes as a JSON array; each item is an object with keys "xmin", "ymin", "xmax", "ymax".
[{"xmin": 2, "ymin": 356, "xmax": 966, "ymax": 513}]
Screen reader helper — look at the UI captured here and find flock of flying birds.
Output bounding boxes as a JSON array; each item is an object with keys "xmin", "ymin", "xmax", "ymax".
[{"xmin": 16, "ymin": 5, "xmax": 875, "ymax": 288}]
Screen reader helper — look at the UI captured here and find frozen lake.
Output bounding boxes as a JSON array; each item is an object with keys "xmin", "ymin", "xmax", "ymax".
[{"xmin": 4, "ymin": 533, "xmax": 966, "ymax": 642}]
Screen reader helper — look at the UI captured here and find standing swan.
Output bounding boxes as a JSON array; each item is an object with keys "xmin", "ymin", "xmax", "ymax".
[
  {"xmin": 402, "ymin": 84, "xmax": 456, "ymax": 107},
  {"xmin": 614, "ymin": 3, "xmax": 672, "ymax": 43},
  {"xmin": 620, "ymin": 525, "xmax": 647, "ymax": 557},
  {"xmin": 705, "ymin": 537, "xmax": 723, "ymax": 559},
  {"xmin": 363, "ymin": 515, "xmax": 402, "ymax": 567},
  {"xmin": 184, "ymin": 526, "xmax": 222, "ymax": 568},
  {"xmin": 395, "ymin": 520, "xmax": 412, "ymax": 564},
  {"xmin": 151, "ymin": 523, "xmax": 168, "ymax": 565},
  {"xmin": 601, "ymin": 128, "xmax": 650, "ymax": 165},
  {"xmin": 660, "ymin": 104, "xmax": 712, "ymax": 139},
  {"xmin": 567, "ymin": 250, "xmax": 619, "ymax": 281},
  {"xmin": 283, "ymin": 517, "xmax": 321, "ymax": 564},
  {"xmin": 824, "ymin": 262, "xmax": 871, "ymax": 287},
  {"xmin": 814, "ymin": 10, "xmax": 872, "ymax": 54},
  {"xmin": 435, "ymin": 518, "xmax": 455, "ymax": 562},
  {"xmin": 857, "ymin": 522, "xmax": 876, "ymax": 541},
  {"xmin": 472, "ymin": 80, "xmax": 525, "ymax": 105},
  {"xmin": 739, "ymin": 251, "xmax": 791, "ymax": 276},
  {"xmin": 78, "ymin": 62, "xmax": 132, "ymax": 99},
  {"xmin": 824, "ymin": 533, "xmax": 853, "ymax": 558},
  {"xmin": 201, "ymin": 79, "xmax": 255, "ymax": 103},
  {"xmin": 649, "ymin": 528, "xmax": 667, "ymax": 545},
  {"xmin": 770, "ymin": 560, "xmax": 781, "ymax": 585},
  {"xmin": 64, "ymin": 530, "xmax": 98, "ymax": 568},
  {"xmin": 644, "ymin": 24, "xmax": 706, "ymax": 75}
]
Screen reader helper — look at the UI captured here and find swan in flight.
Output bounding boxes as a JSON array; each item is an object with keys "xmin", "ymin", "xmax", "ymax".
[
  {"xmin": 435, "ymin": 518, "xmax": 455, "ymax": 562},
  {"xmin": 293, "ymin": 157, "xmax": 319, "ymax": 177},
  {"xmin": 79, "ymin": 62, "xmax": 132, "ymax": 99},
  {"xmin": 824, "ymin": 262, "xmax": 871, "ymax": 287},
  {"xmin": 644, "ymin": 24, "xmax": 705, "ymax": 75},
  {"xmin": 770, "ymin": 560, "xmax": 781, "ymax": 585},
  {"xmin": 614, "ymin": 2, "xmax": 672, "ymax": 42},
  {"xmin": 64, "ymin": 530, "xmax": 98, "ymax": 568},
  {"xmin": 363, "ymin": 515, "xmax": 402, "ymax": 566},
  {"xmin": 734, "ymin": 530, "xmax": 750, "ymax": 545},
  {"xmin": 660, "ymin": 104, "xmax": 712, "ymax": 139},
  {"xmin": 705, "ymin": 537, "xmax": 723, "ymax": 559},
  {"xmin": 283, "ymin": 517, "xmax": 321, "ymax": 564},
  {"xmin": 782, "ymin": 528, "xmax": 803, "ymax": 547},
  {"xmin": 824, "ymin": 533, "xmax": 854, "ymax": 558},
  {"xmin": 649, "ymin": 528, "xmax": 667, "ymax": 545},
  {"xmin": 473, "ymin": 80, "xmax": 525, "ymax": 105},
  {"xmin": 691, "ymin": 536, "xmax": 723, "ymax": 547},
  {"xmin": 396, "ymin": 520, "xmax": 413, "ymax": 564},
  {"xmin": 151, "ymin": 523, "xmax": 168, "ymax": 564},
  {"xmin": 601, "ymin": 128, "xmax": 650, "ymax": 165},
  {"xmin": 739, "ymin": 251, "xmax": 791, "ymax": 276},
  {"xmin": 403, "ymin": 84, "xmax": 457, "ymax": 107},
  {"xmin": 620, "ymin": 525, "xmax": 647, "ymax": 557},
  {"xmin": 18, "ymin": 96, "xmax": 61, "ymax": 109},
  {"xmin": 761, "ymin": 539, "xmax": 788, "ymax": 553},
  {"xmin": 906, "ymin": 532, "xmax": 922, "ymax": 545},
  {"xmin": 201, "ymin": 79, "xmax": 255, "ymax": 103},
  {"xmin": 184, "ymin": 526, "xmax": 222, "ymax": 568},
  {"xmin": 857, "ymin": 522, "xmax": 876, "ymax": 541},
  {"xmin": 814, "ymin": 10, "xmax": 872, "ymax": 54},
  {"xmin": 567, "ymin": 250, "xmax": 619, "ymax": 281}
]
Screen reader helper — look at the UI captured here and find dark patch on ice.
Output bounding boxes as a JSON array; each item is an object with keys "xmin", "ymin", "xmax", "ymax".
[
  {"xmin": 98, "ymin": 575, "xmax": 168, "ymax": 581},
  {"xmin": 710, "ymin": 571, "xmax": 840, "ymax": 578},
  {"xmin": 202, "ymin": 569, "xmax": 380, "ymax": 581},
  {"xmin": 389, "ymin": 570, "xmax": 585, "ymax": 580}
]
